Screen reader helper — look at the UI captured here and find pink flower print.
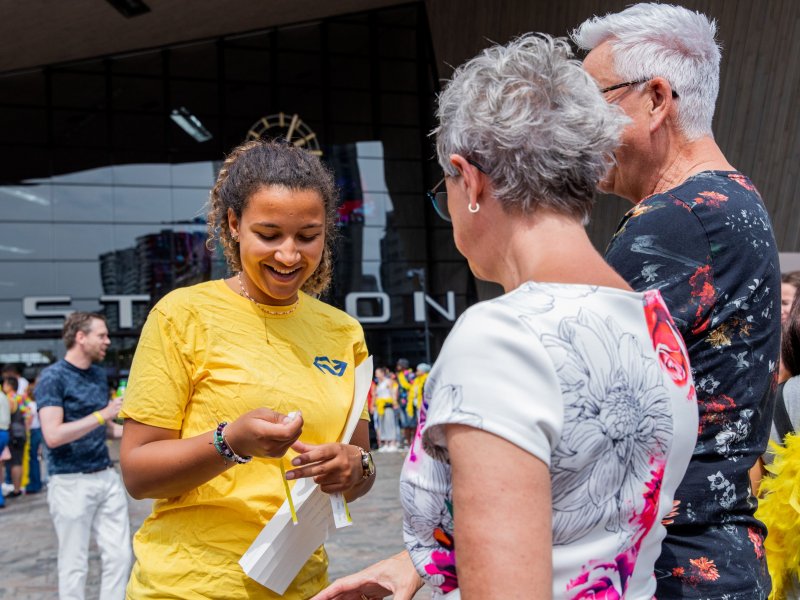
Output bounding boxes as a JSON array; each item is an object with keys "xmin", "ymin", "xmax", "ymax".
[
  {"xmin": 569, "ymin": 466, "xmax": 665, "ymax": 600},
  {"xmin": 643, "ymin": 290, "xmax": 692, "ymax": 388},
  {"xmin": 567, "ymin": 562, "xmax": 623, "ymax": 599},
  {"xmin": 632, "ymin": 463, "xmax": 665, "ymax": 539},
  {"xmin": 423, "ymin": 527, "xmax": 457, "ymax": 593},
  {"xmin": 406, "ymin": 394, "xmax": 429, "ymax": 465},
  {"xmin": 546, "ymin": 307, "xmax": 673, "ymax": 545}
]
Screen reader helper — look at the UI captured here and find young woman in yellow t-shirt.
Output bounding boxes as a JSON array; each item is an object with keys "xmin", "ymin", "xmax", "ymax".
[{"xmin": 119, "ymin": 140, "xmax": 376, "ymax": 600}]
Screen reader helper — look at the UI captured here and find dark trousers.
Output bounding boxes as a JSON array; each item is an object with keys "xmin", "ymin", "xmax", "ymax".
[{"xmin": 26, "ymin": 428, "xmax": 43, "ymax": 493}]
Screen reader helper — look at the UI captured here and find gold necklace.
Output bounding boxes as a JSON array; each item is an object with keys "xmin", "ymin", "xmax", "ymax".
[{"xmin": 237, "ymin": 272, "xmax": 300, "ymax": 316}]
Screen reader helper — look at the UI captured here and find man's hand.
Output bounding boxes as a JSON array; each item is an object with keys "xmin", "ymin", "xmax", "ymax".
[{"xmin": 102, "ymin": 396, "xmax": 123, "ymax": 422}]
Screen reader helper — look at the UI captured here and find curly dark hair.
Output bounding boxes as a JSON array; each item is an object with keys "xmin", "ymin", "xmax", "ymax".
[{"xmin": 206, "ymin": 139, "xmax": 339, "ymax": 295}]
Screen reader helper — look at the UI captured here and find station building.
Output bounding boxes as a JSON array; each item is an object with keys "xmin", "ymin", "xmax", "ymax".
[{"xmin": 0, "ymin": 0, "xmax": 797, "ymax": 372}]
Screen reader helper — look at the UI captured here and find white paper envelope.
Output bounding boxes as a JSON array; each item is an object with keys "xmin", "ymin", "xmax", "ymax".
[{"xmin": 239, "ymin": 356, "xmax": 374, "ymax": 594}]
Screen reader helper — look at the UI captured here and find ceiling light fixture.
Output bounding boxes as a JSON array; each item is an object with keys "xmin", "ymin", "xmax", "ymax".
[{"xmin": 170, "ymin": 107, "xmax": 213, "ymax": 143}]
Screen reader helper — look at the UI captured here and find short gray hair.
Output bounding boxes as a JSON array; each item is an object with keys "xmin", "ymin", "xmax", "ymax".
[
  {"xmin": 434, "ymin": 34, "xmax": 627, "ymax": 222},
  {"xmin": 572, "ymin": 2, "xmax": 721, "ymax": 140}
]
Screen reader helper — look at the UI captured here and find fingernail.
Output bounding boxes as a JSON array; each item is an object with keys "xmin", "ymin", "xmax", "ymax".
[
  {"xmin": 285, "ymin": 471, "xmax": 295, "ymax": 480},
  {"xmin": 292, "ymin": 458, "xmax": 301, "ymax": 466}
]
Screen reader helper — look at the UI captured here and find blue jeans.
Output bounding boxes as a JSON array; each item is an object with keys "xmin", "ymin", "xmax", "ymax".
[{"xmin": 26, "ymin": 428, "xmax": 43, "ymax": 493}]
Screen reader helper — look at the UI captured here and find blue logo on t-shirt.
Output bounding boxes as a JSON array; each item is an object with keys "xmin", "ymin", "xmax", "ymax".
[{"xmin": 313, "ymin": 356, "xmax": 348, "ymax": 377}]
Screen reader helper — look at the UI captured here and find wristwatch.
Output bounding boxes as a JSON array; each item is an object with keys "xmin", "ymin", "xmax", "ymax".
[{"xmin": 359, "ymin": 447, "xmax": 375, "ymax": 480}]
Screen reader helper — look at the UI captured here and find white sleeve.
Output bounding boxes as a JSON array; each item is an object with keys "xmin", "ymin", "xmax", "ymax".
[{"xmin": 422, "ymin": 302, "xmax": 563, "ymax": 467}]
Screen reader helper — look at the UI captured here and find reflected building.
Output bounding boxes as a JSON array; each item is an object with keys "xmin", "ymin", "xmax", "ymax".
[
  {"xmin": 0, "ymin": 0, "xmax": 797, "ymax": 374},
  {"xmin": 100, "ymin": 228, "xmax": 211, "ymax": 331},
  {"xmin": 0, "ymin": 2, "xmax": 475, "ymax": 371}
]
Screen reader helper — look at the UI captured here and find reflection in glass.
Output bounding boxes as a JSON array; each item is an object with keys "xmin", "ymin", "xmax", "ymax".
[
  {"xmin": 113, "ymin": 187, "xmax": 172, "ymax": 224},
  {"xmin": 0, "ymin": 3, "xmax": 467, "ymax": 369},
  {"xmin": 0, "ymin": 185, "xmax": 52, "ymax": 221},
  {"xmin": 52, "ymin": 185, "xmax": 114, "ymax": 222}
]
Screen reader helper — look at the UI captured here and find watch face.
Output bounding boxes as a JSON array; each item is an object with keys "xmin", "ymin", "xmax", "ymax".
[
  {"xmin": 246, "ymin": 112, "xmax": 322, "ymax": 156},
  {"xmin": 362, "ymin": 449, "xmax": 375, "ymax": 476}
]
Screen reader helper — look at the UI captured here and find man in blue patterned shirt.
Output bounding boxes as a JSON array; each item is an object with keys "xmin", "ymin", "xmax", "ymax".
[
  {"xmin": 574, "ymin": 4, "xmax": 780, "ymax": 599},
  {"xmin": 38, "ymin": 312, "xmax": 132, "ymax": 600}
]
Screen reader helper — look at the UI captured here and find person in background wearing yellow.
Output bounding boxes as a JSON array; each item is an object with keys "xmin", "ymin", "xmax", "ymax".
[
  {"xmin": 406, "ymin": 363, "xmax": 429, "ymax": 429},
  {"xmin": 2, "ymin": 376, "xmax": 28, "ymax": 497},
  {"xmin": 373, "ymin": 367, "xmax": 399, "ymax": 453},
  {"xmin": 119, "ymin": 140, "xmax": 376, "ymax": 600}
]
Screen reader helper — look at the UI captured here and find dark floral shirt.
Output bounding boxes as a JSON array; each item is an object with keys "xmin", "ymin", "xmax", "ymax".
[{"xmin": 605, "ymin": 171, "xmax": 780, "ymax": 600}]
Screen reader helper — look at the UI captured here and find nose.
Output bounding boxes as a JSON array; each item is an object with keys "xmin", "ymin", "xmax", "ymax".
[{"xmin": 274, "ymin": 238, "xmax": 301, "ymax": 266}]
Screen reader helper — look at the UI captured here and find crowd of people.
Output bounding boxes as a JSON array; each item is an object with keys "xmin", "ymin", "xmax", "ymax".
[
  {"xmin": 0, "ymin": 365, "xmax": 41, "ymax": 508},
  {"xmin": 368, "ymin": 360, "xmax": 430, "ymax": 453},
  {"xmin": 2, "ymin": 2, "xmax": 799, "ymax": 599}
]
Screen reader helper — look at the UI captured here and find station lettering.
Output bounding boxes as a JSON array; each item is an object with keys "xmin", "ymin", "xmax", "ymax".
[
  {"xmin": 23, "ymin": 295, "xmax": 151, "ymax": 331},
  {"xmin": 21, "ymin": 291, "xmax": 459, "ymax": 331}
]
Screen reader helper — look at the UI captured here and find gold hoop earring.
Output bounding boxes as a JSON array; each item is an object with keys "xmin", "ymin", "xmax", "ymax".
[{"xmin": 468, "ymin": 202, "xmax": 480, "ymax": 214}]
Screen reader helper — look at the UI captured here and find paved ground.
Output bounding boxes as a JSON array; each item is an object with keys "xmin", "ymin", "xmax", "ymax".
[{"xmin": 0, "ymin": 447, "xmax": 430, "ymax": 599}]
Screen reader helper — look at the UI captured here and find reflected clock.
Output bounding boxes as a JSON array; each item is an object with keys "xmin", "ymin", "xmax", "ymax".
[{"xmin": 246, "ymin": 112, "xmax": 322, "ymax": 156}]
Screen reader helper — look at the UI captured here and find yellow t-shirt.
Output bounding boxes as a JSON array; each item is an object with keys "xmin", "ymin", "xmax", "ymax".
[{"xmin": 120, "ymin": 279, "xmax": 369, "ymax": 600}]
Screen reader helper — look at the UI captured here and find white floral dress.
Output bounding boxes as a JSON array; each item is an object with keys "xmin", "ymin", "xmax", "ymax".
[{"xmin": 400, "ymin": 282, "xmax": 698, "ymax": 599}]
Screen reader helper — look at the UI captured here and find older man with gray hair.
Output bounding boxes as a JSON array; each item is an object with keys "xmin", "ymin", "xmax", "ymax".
[{"xmin": 574, "ymin": 4, "xmax": 780, "ymax": 599}]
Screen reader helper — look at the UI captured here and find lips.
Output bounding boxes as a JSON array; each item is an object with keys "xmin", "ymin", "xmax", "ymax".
[{"xmin": 264, "ymin": 264, "xmax": 302, "ymax": 283}]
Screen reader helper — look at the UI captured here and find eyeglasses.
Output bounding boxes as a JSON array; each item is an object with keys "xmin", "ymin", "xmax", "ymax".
[
  {"xmin": 427, "ymin": 159, "xmax": 488, "ymax": 223},
  {"xmin": 600, "ymin": 79, "xmax": 679, "ymax": 99}
]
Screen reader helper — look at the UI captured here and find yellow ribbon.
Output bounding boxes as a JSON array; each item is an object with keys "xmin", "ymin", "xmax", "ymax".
[{"xmin": 279, "ymin": 460, "xmax": 299, "ymax": 524}]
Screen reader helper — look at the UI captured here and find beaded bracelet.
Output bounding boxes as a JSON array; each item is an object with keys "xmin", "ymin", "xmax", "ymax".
[{"xmin": 212, "ymin": 422, "xmax": 252, "ymax": 464}]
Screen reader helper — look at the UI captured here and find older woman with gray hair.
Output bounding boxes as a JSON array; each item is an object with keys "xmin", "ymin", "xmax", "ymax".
[{"xmin": 312, "ymin": 33, "xmax": 698, "ymax": 600}]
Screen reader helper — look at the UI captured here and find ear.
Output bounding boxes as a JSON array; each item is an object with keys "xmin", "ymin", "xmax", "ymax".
[
  {"xmin": 227, "ymin": 207, "xmax": 239, "ymax": 238},
  {"xmin": 449, "ymin": 154, "xmax": 486, "ymax": 203},
  {"xmin": 647, "ymin": 77, "xmax": 675, "ymax": 133}
]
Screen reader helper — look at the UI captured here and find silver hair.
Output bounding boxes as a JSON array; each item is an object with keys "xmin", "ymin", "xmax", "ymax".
[
  {"xmin": 434, "ymin": 34, "xmax": 628, "ymax": 222},
  {"xmin": 571, "ymin": 2, "xmax": 721, "ymax": 140}
]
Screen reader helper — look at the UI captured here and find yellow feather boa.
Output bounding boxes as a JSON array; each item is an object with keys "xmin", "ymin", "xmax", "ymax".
[{"xmin": 756, "ymin": 433, "xmax": 800, "ymax": 599}]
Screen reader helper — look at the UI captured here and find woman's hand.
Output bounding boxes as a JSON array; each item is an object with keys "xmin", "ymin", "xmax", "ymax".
[
  {"xmin": 309, "ymin": 551, "xmax": 423, "ymax": 600},
  {"xmin": 285, "ymin": 440, "xmax": 363, "ymax": 493},
  {"xmin": 223, "ymin": 409, "xmax": 304, "ymax": 459}
]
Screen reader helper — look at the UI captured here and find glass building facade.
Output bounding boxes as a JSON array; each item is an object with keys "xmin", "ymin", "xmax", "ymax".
[{"xmin": 0, "ymin": 3, "xmax": 476, "ymax": 373}]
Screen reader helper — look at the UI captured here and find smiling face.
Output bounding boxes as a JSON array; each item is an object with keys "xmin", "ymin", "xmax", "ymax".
[{"xmin": 228, "ymin": 185, "xmax": 326, "ymax": 306}]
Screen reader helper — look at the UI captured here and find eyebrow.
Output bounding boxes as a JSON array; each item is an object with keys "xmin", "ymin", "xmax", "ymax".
[{"xmin": 254, "ymin": 222, "xmax": 324, "ymax": 229}]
